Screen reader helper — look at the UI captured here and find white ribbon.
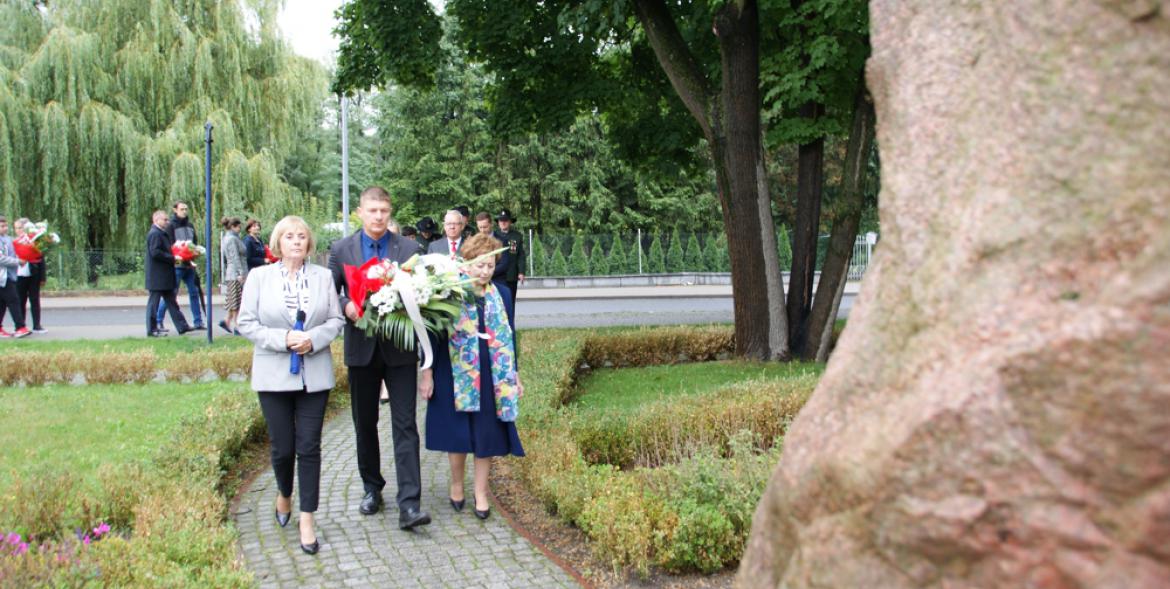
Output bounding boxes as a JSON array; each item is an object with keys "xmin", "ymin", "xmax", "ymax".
[{"xmin": 397, "ymin": 284, "xmax": 435, "ymax": 370}]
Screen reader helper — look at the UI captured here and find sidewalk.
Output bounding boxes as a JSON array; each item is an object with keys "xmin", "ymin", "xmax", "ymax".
[
  {"xmin": 41, "ymin": 281, "xmax": 859, "ymax": 309},
  {"xmin": 235, "ymin": 406, "xmax": 580, "ymax": 588}
]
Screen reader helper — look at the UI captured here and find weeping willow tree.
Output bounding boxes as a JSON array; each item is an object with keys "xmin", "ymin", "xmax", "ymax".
[{"xmin": 0, "ymin": 0, "xmax": 328, "ymax": 252}]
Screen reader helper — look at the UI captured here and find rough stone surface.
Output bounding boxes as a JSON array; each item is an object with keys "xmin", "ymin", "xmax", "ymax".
[
  {"xmin": 738, "ymin": 1, "xmax": 1170, "ymax": 587},
  {"xmin": 235, "ymin": 407, "xmax": 579, "ymax": 588}
]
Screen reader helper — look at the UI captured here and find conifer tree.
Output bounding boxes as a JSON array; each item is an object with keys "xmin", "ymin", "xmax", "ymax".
[
  {"xmin": 567, "ymin": 233, "xmax": 589, "ymax": 276},
  {"xmin": 647, "ymin": 234, "xmax": 666, "ymax": 274},
  {"xmin": 529, "ymin": 233, "xmax": 545, "ymax": 275},
  {"xmin": 685, "ymin": 232, "xmax": 705, "ymax": 271},
  {"xmin": 588, "ymin": 236, "xmax": 609, "ymax": 276},
  {"xmin": 607, "ymin": 233, "xmax": 629, "ymax": 275},
  {"xmin": 547, "ymin": 244, "xmax": 569, "ymax": 276},
  {"xmin": 666, "ymin": 228, "xmax": 686, "ymax": 272},
  {"xmin": 706, "ymin": 232, "xmax": 730, "ymax": 272}
]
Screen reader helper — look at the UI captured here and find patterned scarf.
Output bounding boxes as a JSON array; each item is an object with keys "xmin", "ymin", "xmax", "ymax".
[{"xmin": 450, "ymin": 282, "xmax": 519, "ymax": 421}]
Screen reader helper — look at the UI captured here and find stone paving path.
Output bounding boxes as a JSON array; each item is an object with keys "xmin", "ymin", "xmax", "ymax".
[{"xmin": 234, "ymin": 406, "xmax": 580, "ymax": 589}]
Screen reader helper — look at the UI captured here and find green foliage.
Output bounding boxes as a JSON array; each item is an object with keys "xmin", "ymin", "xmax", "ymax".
[
  {"xmin": 588, "ymin": 236, "xmax": 610, "ymax": 276},
  {"xmin": 567, "ymin": 233, "xmax": 589, "ymax": 276},
  {"xmin": 607, "ymin": 233, "xmax": 629, "ymax": 275},
  {"xmin": 684, "ymin": 233, "xmax": 706, "ymax": 271},
  {"xmin": 705, "ymin": 232, "xmax": 730, "ymax": 272},
  {"xmin": 529, "ymin": 234, "xmax": 546, "ymax": 275},
  {"xmin": 333, "ymin": 0, "xmax": 443, "ymax": 92},
  {"xmin": 0, "ymin": 0, "xmax": 330, "ymax": 250},
  {"xmin": 547, "ymin": 245, "xmax": 569, "ymax": 276},
  {"xmin": 776, "ymin": 225, "xmax": 793, "ymax": 271},
  {"xmin": 646, "ymin": 234, "xmax": 665, "ymax": 274},
  {"xmin": 665, "ymin": 229, "xmax": 685, "ymax": 272}
]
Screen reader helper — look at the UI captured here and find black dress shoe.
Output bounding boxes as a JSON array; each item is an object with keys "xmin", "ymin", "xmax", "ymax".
[
  {"xmin": 359, "ymin": 492, "xmax": 383, "ymax": 515},
  {"xmin": 274, "ymin": 510, "xmax": 291, "ymax": 528},
  {"xmin": 474, "ymin": 506, "xmax": 491, "ymax": 520},
  {"xmin": 399, "ymin": 507, "xmax": 432, "ymax": 530},
  {"xmin": 449, "ymin": 497, "xmax": 465, "ymax": 512},
  {"xmin": 148, "ymin": 330, "xmax": 168, "ymax": 338},
  {"xmin": 300, "ymin": 539, "xmax": 319, "ymax": 555},
  {"xmin": 191, "ymin": 324, "xmax": 207, "ymax": 330}
]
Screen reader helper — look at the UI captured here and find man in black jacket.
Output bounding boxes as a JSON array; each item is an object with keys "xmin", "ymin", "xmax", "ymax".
[
  {"xmin": 145, "ymin": 211, "xmax": 191, "ymax": 337},
  {"xmin": 329, "ymin": 186, "xmax": 431, "ymax": 530},
  {"xmin": 156, "ymin": 201, "xmax": 206, "ymax": 330},
  {"xmin": 492, "ymin": 208, "xmax": 526, "ymax": 308}
]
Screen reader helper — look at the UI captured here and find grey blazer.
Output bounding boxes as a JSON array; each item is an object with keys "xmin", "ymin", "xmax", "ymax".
[
  {"xmin": 238, "ymin": 262, "xmax": 344, "ymax": 392},
  {"xmin": 427, "ymin": 236, "xmax": 463, "ymax": 257},
  {"xmin": 221, "ymin": 231, "xmax": 247, "ymax": 280}
]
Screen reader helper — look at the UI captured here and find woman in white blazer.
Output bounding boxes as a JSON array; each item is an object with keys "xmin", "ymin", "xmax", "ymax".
[{"xmin": 238, "ymin": 215, "xmax": 344, "ymax": 555}]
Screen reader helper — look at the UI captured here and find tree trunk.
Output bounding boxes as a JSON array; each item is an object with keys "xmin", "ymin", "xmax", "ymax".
[
  {"xmin": 635, "ymin": 0, "xmax": 780, "ymax": 359},
  {"xmin": 738, "ymin": 1, "xmax": 1170, "ymax": 586},
  {"xmin": 786, "ymin": 101, "xmax": 824, "ymax": 357},
  {"xmin": 757, "ymin": 138, "xmax": 789, "ymax": 359},
  {"xmin": 803, "ymin": 88, "xmax": 875, "ymax": 360}
]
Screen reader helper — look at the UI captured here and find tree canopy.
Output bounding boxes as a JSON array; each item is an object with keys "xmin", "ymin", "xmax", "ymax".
[{"xmin": 0, "ymin": 0, "xmax": 328, "ymax": 250}]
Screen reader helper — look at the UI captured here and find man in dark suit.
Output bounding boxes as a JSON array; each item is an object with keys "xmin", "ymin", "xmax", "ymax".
[
  {"xmin": 492, "ymin": 208, "xmax": 526, "ymax": 308},
  {"xmin": 329, "ymin": 186, "xmax": 431, "ymax": 530},
  {"xmin": 427, "ymin": 209, "xmax": 466, "ymax": 258},
  {"xmin": 145, "ymin": 210, "xmax": 191, "ymax": 337}
]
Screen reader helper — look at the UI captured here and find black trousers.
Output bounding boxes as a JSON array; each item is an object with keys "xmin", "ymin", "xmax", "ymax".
[
  {"xmin": 506, "ymin": 280, "xmax": 519, "ymax": 307},
  {"xmin": 348, "ymin": 344, "xmax": 421, "ymax": 510},
  {"xmin": 257, "ymin": 390, "xmax": 330, "ymax": 513},
  {"xmin": 0, "ymin": 280, "xmax": 25, "ymax": 330},
  {"xmin": 145, "ymin": 289, "xmax": 189, "ymax": 335},
  {"xmin": 16, "ymin": 269, "xmax": 42, "ymax": 329}
]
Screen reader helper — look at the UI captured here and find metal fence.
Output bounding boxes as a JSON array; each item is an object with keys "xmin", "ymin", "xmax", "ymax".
[{"xmin": 39, "ymin": 231, "xmax": 877, "ymax": 291}]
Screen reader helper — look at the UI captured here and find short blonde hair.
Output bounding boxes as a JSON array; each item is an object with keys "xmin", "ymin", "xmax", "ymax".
[
  {"xmin": 268, "ymin": 215, "xmax": 316, "ymax": 259},
  {"xmin": 461, "ymin": 233, "xmax": 502, "ymax": 261}
]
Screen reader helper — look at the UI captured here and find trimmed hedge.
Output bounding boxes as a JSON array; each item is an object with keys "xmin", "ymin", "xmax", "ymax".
[
  {"xmin": 0, "ymin": 345, "xmax": 349, "ymax": 586},
  {"xmin": 512, "ymin": 327, "xmax": 816, "ymax": 576}
]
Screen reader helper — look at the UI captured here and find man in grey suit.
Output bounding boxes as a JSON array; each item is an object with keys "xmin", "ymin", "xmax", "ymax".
[
  {"xmin": 428, "ymin": 209, "xmax": 466, "ymax": 258},
  {"xmin": 329, "ymin": 186, "xmax": 431, "ymax": 530}
]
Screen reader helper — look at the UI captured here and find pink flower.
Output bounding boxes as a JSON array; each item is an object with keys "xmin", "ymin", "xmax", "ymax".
[
  {"xmin": 5, "ymin": 532, "xmax": 19, "ymax": 544},
  {"xmin": 93, "ymin": 523, "xmax": 110, "ymax": 537},
  {"xmin": 16, "ymin": 542, "xmax": 28, "ymax": 555},
  {"xmin": 82, "ymin": 536, "xmax": 91, "ymax": 546}
]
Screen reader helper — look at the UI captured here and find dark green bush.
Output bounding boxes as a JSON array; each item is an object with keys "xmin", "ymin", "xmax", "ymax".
[
  {"xmin": 588, "ymin": 237, "xmax": 609, "ymax": 275},
  {"xmin": 607, "ymin": 234, "xmax": 629, "ymax": 274},
  {"xmin": 705, "ymin": 232, "xmax": 729, "ymax": 272},
  {"xmin": 666, "ymin": 229, "xmax": 685, "ymax": 272},
  {"xmin": 530, "ymin": 234, "xmax": 546, "ymax": 275},
  {"xmin": 547, "ymin": 246, "xmax": 569, "ymax": 276}
]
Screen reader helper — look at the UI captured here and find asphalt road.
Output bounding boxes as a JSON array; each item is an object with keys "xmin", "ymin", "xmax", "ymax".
[{"xmin": 26, "ymin": 293, "xmax": 855, "ymax": 341}]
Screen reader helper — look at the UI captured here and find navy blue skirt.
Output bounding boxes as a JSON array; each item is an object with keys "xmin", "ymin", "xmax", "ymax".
[{"xmin": 424, "ymin": 328, "xmax": 524, "ymax": 458}]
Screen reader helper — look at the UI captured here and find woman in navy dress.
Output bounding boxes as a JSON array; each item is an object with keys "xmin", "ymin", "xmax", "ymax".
[{"xmin": 421, "ymin": 233, "xmax": 524, "ymax": 520}]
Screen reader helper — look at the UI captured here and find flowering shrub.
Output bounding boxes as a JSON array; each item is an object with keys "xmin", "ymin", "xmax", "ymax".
[{"xmin": 0, "ymin": 523, "xmax": 111, "ymax": 585}]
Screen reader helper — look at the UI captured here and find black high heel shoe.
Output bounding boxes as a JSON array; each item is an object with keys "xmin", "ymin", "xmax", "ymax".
[
  {"xmin": 473, "ymin": 497, "xmax": 490, "ymax": 520},
  {"xmin": 298, "ymin": 522, "xmax": 319, "ymax": 555},
  {"xmin": 449, "ymin": 497, "xmax": 465, "ymax": 512},
  {"xmin": 274, "ymin": 510, "xmax": 291, "ymax": 528}
]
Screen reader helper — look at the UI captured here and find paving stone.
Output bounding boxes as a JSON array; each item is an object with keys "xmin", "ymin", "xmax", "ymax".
[{"xmin": 236, "ymin": 406, "xmax": 579, "ymax": 588}]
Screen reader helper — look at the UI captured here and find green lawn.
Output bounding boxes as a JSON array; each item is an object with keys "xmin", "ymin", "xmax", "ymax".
[
  {"xmin": 573, "ymin": 359, "xmax": 824, "ymax": 413},
  {"xmin": 0, "ymin": 381, "xmax": 243, "ymax": 487},
  {"xmin": 3, "ymin": 334, "xmax": 252, "ymax": 356}
]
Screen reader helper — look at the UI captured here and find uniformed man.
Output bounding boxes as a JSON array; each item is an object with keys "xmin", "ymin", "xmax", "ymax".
[
  {"xmin": 414, "ymin": 216, "xmax": 439, "ymax": 249},
  {"xmin": 491, "ymin": 208, "xmax": 525, "ymax": 308}
]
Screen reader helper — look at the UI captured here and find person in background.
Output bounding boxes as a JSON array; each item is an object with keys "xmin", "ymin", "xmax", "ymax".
[
  {"xmin": 492, "ymin": 209, "xmax": 526, "ymax": 309},
  {"xmin": 414, "ymin": 217, "xmax": 439, "ymax": 249},
  {"xmin": 400, "ymin": 226, "xmax": 418, "ymax": 240},
  {"xmin": 238, "ymin": 215, "xmax": 344, "ymax": 555},
  {"xmin": 244, "ymin": 219, "xmax": 268, "ymax": 272},
  {"xmin": 473, "ymin": 212, "xmax": 493, "ymax": 236},
  {"xmin": 156, "ymin": 201, "xmax": 207, "ymax": 331},
  {"xmin": 13, "ymin": 218, "xmax": 45, "ymax": 334},
  {"xmin": 454, "ymin": 205, "xmax": 474, "ymax": 240},
  {"xmin": 422, "ymin": 233, "xmax": 524, "ymax": 520},
  {"xmin": 145, "ymin": 210, "xmax": 191, "ymax": 337},
  {"xmin": 0, "ymin": 216, "xmax": 29, "ymax": 338},
  {"xmin": 428, "ymin": 210, "xmax": 466, "ymax": 259},
  {"xmin": 220, "ymin": 216, "xmax": 247, "ymax": 335}
]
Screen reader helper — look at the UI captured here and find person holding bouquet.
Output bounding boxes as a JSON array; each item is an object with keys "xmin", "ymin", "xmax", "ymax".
[
  {"xmin": 238, "ymin": 215, "xmax": 344, "ymax": 555},
  {"xmin": 156, "ymin": 201, "xmax": 206, "ymax": 331},
  {"xmin": 219, "ymin": 216, "xmax": 247, "ymax": 334},
  {"xmin": 328, "ymin": 186, "xmax": 432, "ymax": 530},
  {"xmin": 145, "ymin": 211, "xmax": 192, "ymax": 337},
  {"xmin": 13, "ymin": 219, "xmax": 47, "ymax": 334},
  {"xmin": 421, "ymin": 233, "xmax": 525, "ymax": 520}
]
